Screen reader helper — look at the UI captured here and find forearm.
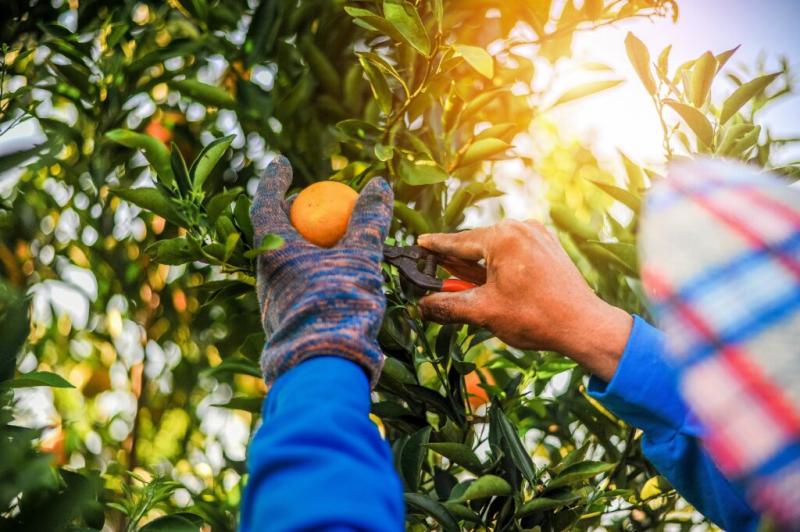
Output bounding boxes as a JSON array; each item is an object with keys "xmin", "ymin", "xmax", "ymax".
[
  {"xmin": 241, "ymin": 357, "xmax": 404, "ymax": 532},
  {"xmin": 588, "ymin": 316, "xmax": 759, "ymax": 531}
]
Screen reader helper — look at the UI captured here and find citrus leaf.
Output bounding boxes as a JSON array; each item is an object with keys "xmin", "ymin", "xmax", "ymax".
[
  {"xmin": 516, "ymin": 494, "xmax": 581, "ymax": 517},
  {"xmin": 383, "ymin": 0, "xmax": 430, "ymax": 56},
  {"xmin": 146, "ymin": 237, "xmax": 200, "ymax": 265},
  {"xmin": 587, "ymin": 180, "xmax": 641, "ymax": 212},
  {"xmin": 212, "ymin": 395, "xmax": 264, "ymax": 413},
  {"xmin": 426, "ymin": 443, "xmax": 484, "ymax": 474},
  {"xmin": 624, "ymin": 32, "xmax": 655, "ymax": 95},
  {"xmin": 139, "ymin": 512, "xmax": 204, "ymax": 532},
  {"xmin": 11, "ymin": 371, "xmax": 74, "ymax": 388},
  {"xmin": 344, "ymin": 7, "xmax": 405, "ymax": 43},
  {"xmin": 404, "ymin": 493, "xmax": 459, "ymax": 532},
  {"xmin": 400, "ymin": 426, "xmax": 431, "ymax": 491},
  {"xmin": 205, "ymin": 357, "xmax": 261, "ymax": 378},
  {"xmin": 715, "ymin": 44, "xmax": 741, "ymax": 73},
  {"xmin": 719, "ymin": 72, "xmax": 781, "ymax": 125},
  {"xmin": 551, "ymin": 79, "xmax": 623, "ymax": 108},
  {"xmin": 106, "ymin": 129, "xmax": 175, "ymax": 188},
  {"xmin": 110, "ymin": 187, "xmax": 185, "ymax": 227},
  {"xmin": 169, "ymin": 79, "xmax": 236, "ymax": 108},
  {"xmin": 190, "ymin": 134, "xmax": 235, "ymax": 192},
  {"xmin": 398, "ymin": 158, "xmax": 448, "ymax": 185},
  {"xmin": 494, "ymin": 407, "xmax": 537, "ymax": 485},
  {"xmin": 460, "ymin": 138, "xmax": 511, "ymax": 167},
  {"xmin": 664, "ymin": 99, "xmax": 714, "ymax": 147},
  {"xmin": 689, "ymin": 51, "xmax": 717, "ymax": 107},
  {"xmin": 453, "ymin": 44, "xmax": 493, "ymax": 79},
  {"xmin": 455, "ymin": 475, "xmax": 512, "ymax": 501},
  {"xmin": 374, "ymin": 143, "xmax": 394, "ymax": 162},
  {"xmin": 205, "ymin": 187, "xmax": 243, "ymax": 223},
  {"xmin": 546, "ymin": 461, "xmax": 615, "ymax": 490},
  {"xmin": 359, "ymin": 56, "xmax": 393, "ymax": 115},
  {"xmin": 243, "ymin": 234, "xmax": 285, "ymax": 258}
]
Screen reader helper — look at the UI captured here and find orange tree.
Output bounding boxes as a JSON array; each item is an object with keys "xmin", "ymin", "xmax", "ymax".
[{"xmin": 1, "ymin": 0, "xmax": 798, "ymax": 530}]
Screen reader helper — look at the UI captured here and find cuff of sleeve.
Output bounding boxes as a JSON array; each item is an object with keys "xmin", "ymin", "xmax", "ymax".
[{"xmin": 588, "ymin": 315, "xmax": 688, "ymax": 440}]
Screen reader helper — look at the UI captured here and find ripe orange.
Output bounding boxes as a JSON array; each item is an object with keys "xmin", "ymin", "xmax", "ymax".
[
  {"xmin": 465, "ymin": 368, "xmax": 494, "ymax": 410},
  {"xmin": 290, "ymin": 181, "xmax": 359, "ymax": 247}
]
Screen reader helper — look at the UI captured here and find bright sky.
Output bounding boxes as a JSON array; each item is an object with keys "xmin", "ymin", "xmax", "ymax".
[{"xmin": 551, "ymin": 0, "xmax": 800, "ymax": 165}]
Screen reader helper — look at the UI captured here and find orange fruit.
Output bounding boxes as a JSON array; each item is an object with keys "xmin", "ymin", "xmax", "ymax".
[
  {"xmin": 465, "ymin": 368, "xmax": 494, "ymax": 410},
  {"xmin": 40, "ymin": 427, "xmax": 67, "ymax": 465},
  {"xmin": 290, "ymin": 181, "xmax": 359, "ymax": 247}
]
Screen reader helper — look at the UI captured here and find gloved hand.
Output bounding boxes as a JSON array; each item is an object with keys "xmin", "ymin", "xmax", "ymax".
[{"xmin": 250, "ymin": 155, "xmax": 393, "ymax": 388}]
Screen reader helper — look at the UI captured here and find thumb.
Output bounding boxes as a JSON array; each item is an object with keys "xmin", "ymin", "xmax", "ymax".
[
  {"xmin": 418, "ymin": 289, "xmax": 487, "ymax": 325},
  {"xmin": 343, "ymin": 177, "xmax": 394, "ymax": 249}
]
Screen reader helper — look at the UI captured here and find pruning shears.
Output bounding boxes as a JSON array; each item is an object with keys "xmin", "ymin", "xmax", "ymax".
[{"xmin": 383, "ymin": 244, "xmax": 483, "ymax": 292}]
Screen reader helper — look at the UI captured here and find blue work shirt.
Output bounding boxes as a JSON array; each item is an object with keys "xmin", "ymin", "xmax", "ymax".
[
  {"xmin": 241, "ymin": 316, "xmax": 758, "ymax": 531},
  {"xmin": 588, "ymin": 316, "xmax": 759, "ymax": 531}
]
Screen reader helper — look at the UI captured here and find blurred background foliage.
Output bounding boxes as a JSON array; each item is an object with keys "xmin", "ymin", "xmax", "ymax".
[{"xmin": 0, "ymin": 0, "xmax": 797, "ymax": 530}]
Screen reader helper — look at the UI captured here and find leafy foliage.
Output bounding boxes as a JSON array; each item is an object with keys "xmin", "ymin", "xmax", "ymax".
[{"xmin": 0, "ymin": 0, "xmax": 797, "ymax": 531}]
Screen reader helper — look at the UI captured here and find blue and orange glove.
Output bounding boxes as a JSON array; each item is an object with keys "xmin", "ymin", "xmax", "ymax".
[{"xmin": 250, "ymin": 155, "xmax": 393, "ymax": 388}]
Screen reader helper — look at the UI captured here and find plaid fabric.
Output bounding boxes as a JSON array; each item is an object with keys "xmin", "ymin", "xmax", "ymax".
[{"xmin": 639, "ymin": 159, "xmax": 800, "ymax": 528}]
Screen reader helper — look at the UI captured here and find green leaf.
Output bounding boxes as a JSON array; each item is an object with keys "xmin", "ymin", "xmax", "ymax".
[
  {"xmin": 381, "ymin": 357, "xmax": 417, "ymax": 385},
  {"xmin": 546, "ymin": 461, "xmax": 615, "ymax": 490},
  {"xmin": 383, "ymin": 1, "xmax": 430, "ymax": 56},
  {"xmin": 11, "ymin": 371, "xmax": 74, "ymax": 388},
  {"xmin": 588, "ymin": 180, "xmax": 641, "ymax": 212},
  {"xmin": 550, "ymin": 79, "xmax": 623, "ymax": 108},
  {"xmin": 359, "ymin": 56, "xmax": 393, "ymax": 115},
  {"xmin": 625, "ymin": 32, "xmax": 655, "ymax": 95},
  {"xmin": 494, "ymin": 408, "xmax": 537, "ymax": 485},
  {"xmin": 587, "ymin": 241, "xmax": 638, "ymax": 271},
  {"xmin": 459, "ymin": 138, "xmax": 511, "ymax": 167},
  {"xmin": 400, "ymin": 427, "xmax": 431, "ymax": 491},
  {"xmin": 664, "ymin": 99, "xmax": 714, "ymax": 147},
  {"xmin": 111, "ymin": 187, "xmax": 185, "ymax": 227},
  {"xmin": 374, "ymin": 143, "xmax": 394, "ymax": 162},
  {"xmin": 719, "ymin": 72, "xmax": 781, "ymax": 125},
  {"xmin": 657, "ymin": 45, "xmax": 671, "ymax": 76},
  {"xmin": 344, "ymin": 7, "xmax": 406, "ymax": 44},
  {"xmin": 357, "ymin": 52, "xmax": 408, "ymax": 95},
  {"xmin": 146, "ymin": 238, "xmax": 201, "ymax": 265},
  {"xmin": 0, "ymin": 286, "xmax": 30, "ymax": 382},
  {"xmin": 715, "ymin": 44, "xmax": 740, "ymax": 72},
  {"xmin": 205, "ymin": 187, "xmax": 243, "ymax": 223},
  {"xmin": 426, "ymin": 443, "xmax": 484, "ymax": 474},
  {"xmin": 442, "ymin": 502, "xmax": 480, "ymax": 523},
  {"xmin": 550, "ymin": 205, "xmax": 597, "ymax": 241},
  {"xmin": 139, "ymin": 512, "xmax": 204, "ymax": 531},
  {"xmin": 398, "ymin": 158, "xmax": 448, "ymax": 185},
  {"xmin": 212, "ymin": 395, "xmax": 264, "ymax": 413},
  {"xmin": 455, "ymin": 475, "xmax": 512, "ymax": 501},
  {"xmin": 169, "ymin": 79, "xmax": 236, "ymax": 108},
  {"xmin": 106, "ymin": 129, "xmax": 176, "ymax": 188},
  {"xmin": 205, "ymin": 357, "xmax": 261, "ymax": 378},
  {"xmin": 243, "ymin": 234, "xmax": 285, "ymax": 258},
  {"xmin": 404, "ymin": 493, "xmax": 459, "ymax": 532},
  {"xmin": 516, "ymin": 494, "xmax": 581, "ymax": 517},
  {"xmin": 453, "ymin": 44, "xmax": 493, "ymax": 79},
  {"xmin": 689, "ymin": 51, "xmax": 717, "ymax": 108},
  {"xmin": 190, "ymin": 134, "xmax": 235, "ymax": 192},
  {"xmin": 170, "ymin": 143, "xmax": 191, "ymax": 196}
]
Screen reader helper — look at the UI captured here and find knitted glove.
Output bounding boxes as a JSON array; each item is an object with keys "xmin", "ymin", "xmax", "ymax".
[{"xmin": 250, "ymin": 155, "xmax": 393, "ymax": 388}]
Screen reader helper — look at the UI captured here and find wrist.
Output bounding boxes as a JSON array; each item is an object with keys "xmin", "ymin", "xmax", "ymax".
[{"xmin": 561, "ymin": 301, "xmax": 633, "ymax": 382}]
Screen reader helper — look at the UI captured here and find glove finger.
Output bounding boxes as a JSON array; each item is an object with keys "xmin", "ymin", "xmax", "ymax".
[
  {"xmin": 282, "ymin": 193, "xmax": 298, "ymax": 217},
  {"xmin": 250, "ymin": 155, "xmax": 297, "ymax": 241},
  {"xmin": 343, "ymin": 177, "xmax": 393, "ymax": 250}
]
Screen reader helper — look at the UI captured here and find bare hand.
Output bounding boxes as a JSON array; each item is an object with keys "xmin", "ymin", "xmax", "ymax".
[{"xmin": 417, "ymin": 220, "xmax": 633, "ymax": 381}]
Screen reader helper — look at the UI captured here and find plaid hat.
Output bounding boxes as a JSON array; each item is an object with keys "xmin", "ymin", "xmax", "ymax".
[{"xmin": 639, "ymin": 159, "xmax": 800, "ymax": 527}]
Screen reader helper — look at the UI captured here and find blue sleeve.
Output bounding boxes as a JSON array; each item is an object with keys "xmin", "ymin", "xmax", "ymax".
[
  {"xmin": 588, "ymin": 316, "xmax": 759, "ymax": 532},
  {"xmin": 240, "ymin": 356, "xmax": 404, "ymax": 532}
]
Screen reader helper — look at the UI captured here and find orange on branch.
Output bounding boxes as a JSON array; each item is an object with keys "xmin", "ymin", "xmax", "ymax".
[
  {"xmin": 290, "ymin": 181, "xmax": 359, "ymax": 247},
  {"xmin": 465, "ymin": 368, "xmax": 494, "ymax": 410}
]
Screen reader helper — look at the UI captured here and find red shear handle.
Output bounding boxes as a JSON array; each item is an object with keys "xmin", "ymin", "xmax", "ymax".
[{"xmin": 442, "ymin": 278, "xmax": 478, "ymax": 292}]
